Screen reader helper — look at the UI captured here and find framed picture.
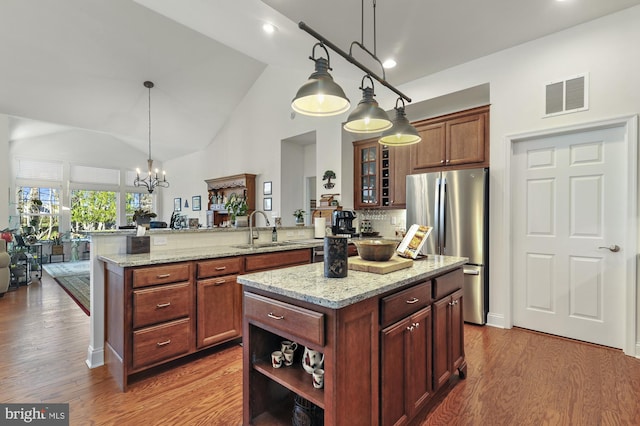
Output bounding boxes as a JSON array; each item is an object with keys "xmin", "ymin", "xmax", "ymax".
[
  {"xmin": 263, "ymin": 197, "xmax": 272, "ymax": 211},
  {"xmin": 174, "ymin": 197, "xmax": 182, "ymax": 212},
  {"xmin": 192, "ymin": 195, "xmax": 201, "ymax": 211},
  {"xmin": 263, "ymin": 181, "xmax": 272, "ymax": 195}
]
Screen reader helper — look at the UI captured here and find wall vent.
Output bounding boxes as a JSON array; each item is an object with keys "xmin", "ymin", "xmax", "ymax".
[{"xmin": 544, "ymin": 73, "xmax": 589, "ymax": 117}]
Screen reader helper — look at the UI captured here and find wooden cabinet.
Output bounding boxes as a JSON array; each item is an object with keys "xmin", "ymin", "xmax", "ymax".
[
  {"xmin": 380, "ymin": 282, "xmax": 433, "ymax": 426},
  {"xmin": 205, "ymin": 173, "xmax": 256, "ymax": 226},
  {"xmin": 105, "ymin": 248, "xmax": 312, "ymax": 391},
  {"xmin": 411, "ymin": 105, "xmax": 489, "ymax": 173},
  {"xmin": 196, "ymin": 257, "xmax": 243, "ymax": 348},
  {"xmin": 243, "ymin": 292, "xmax": 379, "ymax": 426},
  {"xmin": 354, "ymin": 139, "xmax": 380, "ymax": 209},
  {"xmin": 353, "ymin": 139, "xmax": 410, "ymax": 210},
  {"xmin": 433, "ymin": 286, "xmax": 466, "ymax": 391}
]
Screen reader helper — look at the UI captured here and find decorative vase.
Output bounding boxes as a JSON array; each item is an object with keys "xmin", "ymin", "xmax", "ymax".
[
  {"xmin": 295, "ymin": 217, "xmax": 304, "ymax": 226},
  {"xmin": 324, "ymin": 236, "xmax": 348, "ymax": 278},
  {"xmin": 235, "ymin": 215, "xmax": 248, "ymax": 227}
]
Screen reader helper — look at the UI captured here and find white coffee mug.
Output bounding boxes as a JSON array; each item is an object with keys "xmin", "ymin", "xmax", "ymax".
[
  {"xmin": 312, "ymin": 368, "xmax": 324, "ymax": 389},
  {"xmin": 283, "ymin": 348, "xmax": 295, "ymax": 366},
  {"xmin": 281, "ymin": 340, "xmax": 298, "ymax": 353},
  {"xmin": 271, "ymin": 351, "xmax": 284, "ymax": 368}
]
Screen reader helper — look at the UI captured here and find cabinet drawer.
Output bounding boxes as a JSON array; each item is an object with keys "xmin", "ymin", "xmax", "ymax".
[
  {"xmin": 132, "ymin": 318, "xmax": 191, "ymax": 370},
  {"xmin": 197, "ymin": 257, "xmax": 242, "ymax": 279},
  {"xmin": 433, "ymin": 268, "xmax": 463, "ymax": 300},
  {"xmin": 133, "ymin": 263, "xmax": 191, "ymax": 288},
  {"xmin": 244, "ymin": 249, "xmax": 311, "ymax": 273},
  {"xmin": 381, "ymin": 281, "xmax": 431, "ymax": 328},
  {"xmin": 244, "ymin": 292, "xmax": 324, "ymax": 347},
  {"xmin": 133, "ymin": 282, "xmax": 191, "ymax": 329}
]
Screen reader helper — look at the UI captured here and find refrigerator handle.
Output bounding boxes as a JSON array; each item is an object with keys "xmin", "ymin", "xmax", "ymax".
[
  {"xmin": 435, "ymin": 177, "xmax": 442, "ymax": 254},
  {"xmin": 439, "ymin": 177, "xmax": 447, "ymax": 254}
]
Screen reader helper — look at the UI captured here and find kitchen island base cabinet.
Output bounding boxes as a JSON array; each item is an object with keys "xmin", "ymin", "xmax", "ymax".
[
  {"xmin": 243, "ymin": 291, "xmax": 379, "ymax": 426},
  {"xmin": 433, "ymin": 288, "xmax": 466, "ymax": 390}
]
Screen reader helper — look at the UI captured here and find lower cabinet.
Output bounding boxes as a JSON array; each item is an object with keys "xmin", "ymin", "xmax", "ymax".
[
  {"xmin": 433, "ymin": 288, "xmax": 466, "ymax": 390},
  {"xmin": 381, "ymin": 306, "xmax": 432, "ymax": 426},
  {"xmin": 105, "ymin": 248, "xmax": 312, "ymax": 391}
]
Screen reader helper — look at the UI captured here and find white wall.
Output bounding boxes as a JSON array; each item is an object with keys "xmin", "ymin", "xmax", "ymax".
[
  {"xmin": 0, "ymin": 116, "xmax": 9, "ymax": 229},
  {"xmin": 163, "ymin": 6, "xmax": 640, "ymax": 349}
]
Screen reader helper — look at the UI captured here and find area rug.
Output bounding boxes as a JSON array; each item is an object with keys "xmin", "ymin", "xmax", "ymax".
[
  {"xmin": 42, "ymin": 260, "xmax": 90, "ymax": 278},
  {"xmin": 53, "ymin": 274, "xmax": 90, "ymax": 316}
]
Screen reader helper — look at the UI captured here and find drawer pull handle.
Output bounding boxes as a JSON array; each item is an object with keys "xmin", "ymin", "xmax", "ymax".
[
  {"xmin": 214, "ymin": 279, "xmax": 226, "ymax": 285},
  {"xmin": 267, "ymin": 313, "xmax": 284, "ymax": 320},
  {"xmin": 156, "ymin": 302, "xmax": 171, "ymax": 308},
  {"xmin": 406, "ymin": 297, "xmax": 419, "ymax": 304},
  {"xmin": 156, "ymin": 273, "xmax": 171, "ymax": 279},
  {"xmin": 156, "ymin": 339, "xmax": 171, "ymax": 347},
  {"xmin": 215, "ymin": 266, "xmax": 227, "ymax": 271}
]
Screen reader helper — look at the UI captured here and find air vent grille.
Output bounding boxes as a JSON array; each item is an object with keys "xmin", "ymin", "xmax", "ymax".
[{"xmin": 544, "ymin": 73, "xmax": 588, "ymax": 117}]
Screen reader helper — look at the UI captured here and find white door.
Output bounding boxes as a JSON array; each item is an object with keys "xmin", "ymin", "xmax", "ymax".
[{"xmin": 512, "ymin": 125, "xmax": 627, "ymax": 348}]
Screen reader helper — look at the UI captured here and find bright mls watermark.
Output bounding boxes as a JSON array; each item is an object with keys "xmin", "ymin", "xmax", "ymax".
[{"xmin": 1, "ymin": 404, "xmax": 69, "ymax": 425}]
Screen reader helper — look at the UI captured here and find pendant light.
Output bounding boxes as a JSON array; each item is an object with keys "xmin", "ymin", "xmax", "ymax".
[
  {"xmin": 379, "ymin": 98, "xmax": 422, "ymax": 145},
  {"xmin": 134, "ymin": 81, "xmax": 169, "ymax": 194},
  {"xmin": 292, "ymin": 43, "xmax": 350, "ymax": 117},
  {"xmin": 343, "ymin": 75, "xmax": 392, "ymax": 133}
]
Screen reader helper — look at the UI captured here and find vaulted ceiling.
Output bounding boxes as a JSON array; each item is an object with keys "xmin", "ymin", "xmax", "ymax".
[{"xmin": 2, "ymin": 0, "xmax": 639, "ymax": 159}]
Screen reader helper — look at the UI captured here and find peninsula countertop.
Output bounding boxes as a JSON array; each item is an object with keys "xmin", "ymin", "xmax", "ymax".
[
  {"xmin": 237, "ymin": 254, "xmax": 468, "ymax": 309},
  {"xmin": 97, "ymin": 238, "xmax": 325, "ymax": 268}
]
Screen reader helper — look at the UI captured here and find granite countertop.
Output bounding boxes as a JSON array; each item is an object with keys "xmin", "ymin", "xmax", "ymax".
[
  {"xmin": 98, "ymin": 239, "xmax": 326, "ymax": 267},
  {"xmin": 237, "ymin": 255, "xmax": 468, "ymax": 309}
]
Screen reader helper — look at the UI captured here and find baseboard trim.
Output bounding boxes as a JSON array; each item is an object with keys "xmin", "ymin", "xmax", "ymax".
[
  {"xmin": 486, "ymin": 312, "xmax": 506, "ymax": 329},
  {"xmin": 86, "ymin": 345, "xmax": 104, "ymax": 369}
]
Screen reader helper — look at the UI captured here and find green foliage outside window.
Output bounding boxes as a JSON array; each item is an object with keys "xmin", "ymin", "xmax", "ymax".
[{"xmin": 70, "ymin": 190, "xmax": 117, "ymax": 232}]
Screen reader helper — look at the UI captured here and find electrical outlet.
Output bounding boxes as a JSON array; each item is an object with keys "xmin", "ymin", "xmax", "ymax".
[
  {"xmin": 391, "ymin": 216, "xmax": 397, "ymax": 225},
  {"xmin": 153, "ymin": 236, "xmax": 167, "ymax": 246}
]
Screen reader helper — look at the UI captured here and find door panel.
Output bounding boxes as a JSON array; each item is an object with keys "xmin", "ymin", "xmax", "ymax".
[{"xmin": 512, "ymin": 126, "xmax": 626, "ymax": 348}]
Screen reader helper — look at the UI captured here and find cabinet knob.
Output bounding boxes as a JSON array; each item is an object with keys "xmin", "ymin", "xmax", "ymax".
[
  {"xmin": 440, "ymin": 160, "xmax": 445, "ymax": 164},
  {"xmin": 412, "ymin": 322, "xmax": 420, "ymax": 328},
  {"xmin": 445, "ymin": 159, "xmax": 450, "ymax": 164},
  {"xmin": 406, "ymin": 326, "xmax": 415, "ymax": 331}
]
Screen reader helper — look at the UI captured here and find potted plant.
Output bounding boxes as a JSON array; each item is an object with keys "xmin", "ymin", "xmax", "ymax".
[
  {"xmin": 322, "ymin": 170, "xmax": 336, "ymax": 189},
  {"xmin": 133, "ymin": 208, "xmax": 157, "ymax": 229},
  {"xmin": 225, "ymin": 193, "xmax": 249, "ymax": 227},
  {"xmin": 293, "ymin": 209, "xmax": 305, "ymax": 226}
]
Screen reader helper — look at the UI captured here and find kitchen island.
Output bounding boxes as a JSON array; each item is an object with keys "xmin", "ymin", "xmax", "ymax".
[{"xmin": 238, "ymin": 255, "xmax": 468, "ymax": 426}]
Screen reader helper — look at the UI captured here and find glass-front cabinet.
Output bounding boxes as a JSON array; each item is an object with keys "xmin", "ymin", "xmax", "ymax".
[{"xmin": 354, "ymin": 140, "xmax": 379, "ymax": 209}]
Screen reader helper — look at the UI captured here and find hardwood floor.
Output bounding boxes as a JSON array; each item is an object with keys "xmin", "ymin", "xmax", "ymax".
[{"xmin": 1, "ymin": 272, "xmax": 639, "ymax": 425}]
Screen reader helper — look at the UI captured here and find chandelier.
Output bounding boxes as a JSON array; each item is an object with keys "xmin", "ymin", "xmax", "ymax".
[{"xmin": 134, "ymin": 81, "xmax": 169, "ymax": 193}]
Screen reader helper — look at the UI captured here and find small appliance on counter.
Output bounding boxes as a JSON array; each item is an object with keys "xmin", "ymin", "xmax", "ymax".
[{"xmin": 331, "ymin": 210, "xmax": 357, "ymax": 237}]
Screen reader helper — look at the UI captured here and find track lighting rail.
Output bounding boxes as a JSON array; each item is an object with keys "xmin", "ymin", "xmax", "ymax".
[{"xmin": 298, "ymin": 21, "xmax": 412, "ymax": 103}]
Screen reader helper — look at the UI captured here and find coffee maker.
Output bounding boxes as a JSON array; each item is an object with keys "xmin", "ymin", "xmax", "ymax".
[{"xmin": 331, "ymin": 210, "xmax": 357, "ymax": 236}]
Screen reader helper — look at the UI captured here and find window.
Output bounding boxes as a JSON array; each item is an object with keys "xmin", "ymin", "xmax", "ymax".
[
  {"xmin": 125, "ymin": 192, "xmax": 154, "ymax": 225},
  {"xmin": 70, "ymin": 190, "xmax": 117, "ymax": 232},
  {"xmin": 17, "ymin": 187, "xmax": 61, "ymax": 240}
]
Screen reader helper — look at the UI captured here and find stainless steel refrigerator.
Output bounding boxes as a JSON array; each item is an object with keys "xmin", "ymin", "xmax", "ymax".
[{"xmin": 406, "ymin": 168, "xmax": 489, "ymax": 325}]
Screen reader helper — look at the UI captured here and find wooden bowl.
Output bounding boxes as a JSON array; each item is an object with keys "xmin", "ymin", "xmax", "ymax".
[{"xmin": 352, "ymin": 239, "xmax": 398, "ymax": 261}]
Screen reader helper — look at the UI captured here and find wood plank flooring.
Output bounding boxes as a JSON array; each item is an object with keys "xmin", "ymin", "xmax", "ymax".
[{"xmin": 1, "ymin": 272, "xmax": 639, "ymax": 425}]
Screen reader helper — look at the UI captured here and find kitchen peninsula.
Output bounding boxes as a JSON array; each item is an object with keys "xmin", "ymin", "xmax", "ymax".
[{"xmin": 238, "ymin": 255, "xmax": 468, "ymax": 426}]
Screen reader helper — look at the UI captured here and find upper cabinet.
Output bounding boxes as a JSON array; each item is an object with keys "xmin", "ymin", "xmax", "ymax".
[
  {"xmin": 411, "ymin": 105, "xmax": 489, "ymax": 173},
  {"xmin": 353, "ymin": 139, "xmax": 411, "ymax": 210}
]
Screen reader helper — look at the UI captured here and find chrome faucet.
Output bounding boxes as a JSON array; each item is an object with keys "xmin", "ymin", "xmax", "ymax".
[{"xmin": 249, "ymin": 210, "xmax": 270, "ymax": 245}]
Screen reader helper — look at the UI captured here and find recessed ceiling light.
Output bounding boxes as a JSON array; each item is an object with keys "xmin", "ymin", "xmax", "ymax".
[
  {"xmin": 262, "ymin": 23, "xmax": 277, "ymax": 34},
  {"xmin": 383, "ymin": 59, "xmax": 397, "ymax": 69}
]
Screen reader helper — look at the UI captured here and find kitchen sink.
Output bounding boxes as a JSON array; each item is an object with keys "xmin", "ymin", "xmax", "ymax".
[{"xmin": 231, "ymin": 241, "xmax": 301, "ymax": 250}]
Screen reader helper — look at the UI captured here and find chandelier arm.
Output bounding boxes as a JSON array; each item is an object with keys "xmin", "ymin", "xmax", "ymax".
[{"xmin": 299, "ymin": 21, "xmax": 410, "ymax": 103}]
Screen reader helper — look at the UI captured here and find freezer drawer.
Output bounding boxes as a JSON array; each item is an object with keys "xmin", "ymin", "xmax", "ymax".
[{"xmin": 462, "ymin": 265, "xmax": 486, "ymax": 325}]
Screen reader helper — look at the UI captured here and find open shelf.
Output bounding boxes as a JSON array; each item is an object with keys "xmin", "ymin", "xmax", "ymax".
[{"xmin": 253, "ymin": 360, "xmax": 325, "ymax": 409}]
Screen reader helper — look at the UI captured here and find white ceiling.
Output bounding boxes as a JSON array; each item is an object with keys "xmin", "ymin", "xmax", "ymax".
[{"xmin": 2, "ymin": 0, "xmax": 639, "ymax": 159}]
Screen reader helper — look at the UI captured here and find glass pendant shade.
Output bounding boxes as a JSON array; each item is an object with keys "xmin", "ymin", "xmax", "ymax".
[
  {"xmin": 292, "ymin": 57, "xmax": 350, "ymax": 117},
  {"xmin": 379, "ymin": 105, "xmax": 422, "ymax": 146},
  {"xmin": 344, "ymin": 85, "xmax": 392, "ymax": 134}
]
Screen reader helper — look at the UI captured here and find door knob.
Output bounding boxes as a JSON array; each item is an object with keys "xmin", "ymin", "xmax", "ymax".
[{"xmin": 598, "ymin": 245, "xmax": 620, "ymax": 252}]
